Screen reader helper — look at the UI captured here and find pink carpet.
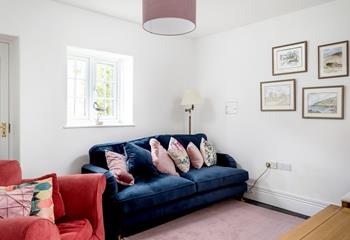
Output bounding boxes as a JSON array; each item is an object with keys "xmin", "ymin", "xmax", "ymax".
[{"xmin": 127, "ymin": 199, "xmax": 304, "ymax": 240}]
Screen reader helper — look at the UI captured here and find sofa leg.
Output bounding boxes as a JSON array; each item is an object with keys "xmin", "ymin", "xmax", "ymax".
[{"xmin": 117, "ymin": 234, "xmax": 124, "ymax": 240}]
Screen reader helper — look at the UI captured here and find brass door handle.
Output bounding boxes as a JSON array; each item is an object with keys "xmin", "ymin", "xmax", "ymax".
[{"xmin": 0, "ymin": 123, "xmax": 7, "ymax": 138}]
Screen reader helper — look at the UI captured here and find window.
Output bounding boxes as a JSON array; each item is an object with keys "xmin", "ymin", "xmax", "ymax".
[{"xmin": 66, "ymin": 47, "xmax": 133, "ymax": 127}]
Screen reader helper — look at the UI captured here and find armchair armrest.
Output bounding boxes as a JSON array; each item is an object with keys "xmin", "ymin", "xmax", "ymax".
[
  {"xmin": 82, "ymin": 164, "xmax": 118, "ymax": 197},
  {"xmin": 0, "ymin": 217, "xmax": 60, "ymax": 240},
  {"xmin": 217, "ymin": 153, "xmax": 237, "ymax": 168},
  {"xmin": 58, "ymin": 174, "xmax": 106, "ymax": 240}
]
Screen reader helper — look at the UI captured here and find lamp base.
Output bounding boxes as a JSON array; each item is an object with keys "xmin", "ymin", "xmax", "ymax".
[{"xmin": 185, "ymin": 105, "xmax": 194, "ymax": 135}]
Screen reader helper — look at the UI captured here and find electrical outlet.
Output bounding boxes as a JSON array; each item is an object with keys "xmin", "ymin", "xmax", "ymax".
[
  {"xmin": 266, "ymin": 161, "xmax": 291, "ymax": 171},
  {"xmin": 266, "ymin": 161, "xmax": 277, "ymax": 169},
  {"xmin": 277, "ymin": 162, "xmax": 292, "ymax": 171}
]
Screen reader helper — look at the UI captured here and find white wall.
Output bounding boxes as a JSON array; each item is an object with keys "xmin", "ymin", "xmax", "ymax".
[
  {"xmin": 0, "ymin": 0, "xmax": 194, "ymax": 177},
  {"xmin": 194, "ymin": 0, "xmax": 350, "ymax": 214}
]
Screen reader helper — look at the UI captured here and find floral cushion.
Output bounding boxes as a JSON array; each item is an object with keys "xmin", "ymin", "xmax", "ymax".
[
  {"xmin": 105, "ymin": 150, "xmax": 135, "ymax": 186},
  {"xmin": 0, "ymin": 185, "xmax": 35, "ymax": 219},
  {"xmin": 150, "ymin": 138, "xmax": 179, "ymax": 176},
  {"xmin": 167, "ymin": 137, "xmax": 190, "ymax": 173},
  {"xmin": 187, "ymin": 142, "xmax": 204, "ymax": 169},
  {"xmin": 200, "ymin": 138, "xmax": 217, "ymax": 167},
  {"xmin": 15, "ymin": 177, "xmax": 55, "ymax": 222}
]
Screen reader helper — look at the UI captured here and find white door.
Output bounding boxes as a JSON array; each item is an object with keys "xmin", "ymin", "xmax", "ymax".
[{"xmin": 0, "ymin": 42, "xmax": 9, "ymax": 159}]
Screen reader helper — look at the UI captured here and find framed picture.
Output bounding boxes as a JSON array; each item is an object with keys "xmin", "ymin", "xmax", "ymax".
[
  {"xmin": 302, "ymin": 86, "xmax": 344, "ymax": 119},
  {"xmin": 272, "ymin": 41, "xmax": 307, "ymax": 76},
  {"xmin": 260, "ymin": 79, "xmax": 296, "ymax": 111},
  {"xmin": 318, "ymin": 41, "xmax": 349, "ymax": 79}
]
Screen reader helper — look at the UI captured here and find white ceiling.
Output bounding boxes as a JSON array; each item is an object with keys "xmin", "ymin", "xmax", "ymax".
[{"xmin": 53, "ymin": 0, "xmax": 335, "ymax": 38}]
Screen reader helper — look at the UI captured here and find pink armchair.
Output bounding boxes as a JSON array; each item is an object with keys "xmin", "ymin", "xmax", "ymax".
[{"xmin": 0, "ymin": 160, "xmax": 106, "ymax": 240}]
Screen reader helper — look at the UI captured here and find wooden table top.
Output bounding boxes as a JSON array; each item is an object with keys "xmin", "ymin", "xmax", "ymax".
[{"xmin": 280, "ymin": 205, "xmax": 350, "ymax": 240}]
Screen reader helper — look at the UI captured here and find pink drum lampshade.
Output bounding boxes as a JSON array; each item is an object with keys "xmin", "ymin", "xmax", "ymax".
[{"xmin": 143, "ymin": 0, "xmax": 196, "ymax": 36}]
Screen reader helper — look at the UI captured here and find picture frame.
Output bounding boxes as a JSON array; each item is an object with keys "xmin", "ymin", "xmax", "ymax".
[
  {"xmin": 318, "ymin": 41, "xmax": 349, "ymax": 79},
  {"xmin": 260, "ymin": 79, "xmax": 296, "ymax": 111},
  {"xmin": 272, "ymin": 41, "xmax": 307, "ymax": 76},
  {"xmin": 302, "ymin": 86, "xmax": 344, "ymax": 119}
]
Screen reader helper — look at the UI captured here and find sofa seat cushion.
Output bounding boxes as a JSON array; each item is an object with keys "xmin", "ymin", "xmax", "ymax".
[
  {"xmin": 57, "ymin": 219, "xmax": 93, "ymax": 240},
  {"xmin": 181, "ymin": 166, "xmax": 249, "ymax": 193},
  {"xmin": 116, "ymin": 174, "xmax": 196, "ymax": 214}
]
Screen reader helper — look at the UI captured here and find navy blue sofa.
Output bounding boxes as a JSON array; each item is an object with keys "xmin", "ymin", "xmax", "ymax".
[{"xmin": 82, "ymin": 134, "xmax": 249, "ymax": 239}]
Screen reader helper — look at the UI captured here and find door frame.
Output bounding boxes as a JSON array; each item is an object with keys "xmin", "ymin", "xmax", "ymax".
[
  {"xmin": 0, "ymin": 34, "xmax": 20, "ymax": 160},
  {"xmin": 0, "ymin": 41, "xmax": 9, "ymax": 159}
]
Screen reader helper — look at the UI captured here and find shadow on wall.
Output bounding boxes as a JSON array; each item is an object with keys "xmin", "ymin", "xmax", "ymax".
[
  {"xmin": 70, "ymin": 155, "xmax": 89, "ymax": 174},
  {"xmin": 170, "ymin": 96, "xmax": 186, "ymax": 133},
  {"xmin": 198, "ymin": 98, "xmax": 215, "ymax": 124}
]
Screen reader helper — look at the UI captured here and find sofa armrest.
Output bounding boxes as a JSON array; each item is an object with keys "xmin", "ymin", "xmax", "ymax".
[
  {"xmin": 82, "ymin": 164, "xmax": 118, "ymax": 197},
  {"xmin": 217, "ymin": 153, "xmax": 237, "ymax": 168},
  {"xmin": 0, "ymin": 217, "xmax": 60, "ymax": 240},
  {"xmin": 58, "ymin": 174, "xmax": 106, "ymax": 240}
]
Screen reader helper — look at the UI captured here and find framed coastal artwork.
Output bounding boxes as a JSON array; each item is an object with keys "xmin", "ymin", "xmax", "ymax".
[
  {"xmin": 272, "ymin": 41, "xmax": 307, "ymax": 76},
  {"xmin": 318, "ymin": 41, "xmax": 349, "ymax": 79},
  {"xmin": 302, "ymin": 86, "xmax": 344, "ymax": 119},
  {"xmin": 260, "ymin": 79, "xmax": 296, "ymax": 111}
]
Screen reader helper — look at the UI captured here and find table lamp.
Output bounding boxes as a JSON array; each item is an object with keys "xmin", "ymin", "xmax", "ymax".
[{"xmin": 181, "ymin": 89, "xmax": 203, "ymax": 134}]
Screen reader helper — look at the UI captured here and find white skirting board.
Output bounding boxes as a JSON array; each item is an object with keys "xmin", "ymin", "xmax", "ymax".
[{"xmin": 244, "ymin": 185, "xmax": 335, "ymax": 217}]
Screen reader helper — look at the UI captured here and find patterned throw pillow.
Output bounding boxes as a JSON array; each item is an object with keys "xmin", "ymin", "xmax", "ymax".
[
  {"xmin": 105, "ymin": 150, "xmax": 135, "ymax": 186},
  {"xmin": 187, "ymin": 142, "xmax": 204, "ymax": 169},
  {"xmin": 150, "ymin": 138, "xmax": 179, "ymax": 176},
  {"xmin": 22, "ymin": 173, "xmax": 65, "ymax": 220},
  {"xmin": 167, "ymin": 137, "xmax": 190, "ymax": 173},
  {"xmin": 200, "ymin": 138, "xmax": 217, "ymax": 167},
  {"xmin": 16, "ymin": 177, "xmax": 55, "ymax": 222},
  {"xmin": 0, "ymin": 185, "xmax": 35, "ymax": 219}
]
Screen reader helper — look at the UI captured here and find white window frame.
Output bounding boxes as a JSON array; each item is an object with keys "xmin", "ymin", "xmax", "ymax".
[{"xmin": 65, "ymin": 47, "xmax": 134, "ymax": 128}]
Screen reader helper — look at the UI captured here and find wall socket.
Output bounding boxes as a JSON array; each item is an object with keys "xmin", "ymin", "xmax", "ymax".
[{"xmin": 266, "ymin": 161, "xmax": 292, "ymax": 171}]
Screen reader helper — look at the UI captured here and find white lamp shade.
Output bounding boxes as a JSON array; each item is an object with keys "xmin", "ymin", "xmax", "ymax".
[{"xmin": 181, "ymin": 89, "xmax": 203, "ymax": 106}]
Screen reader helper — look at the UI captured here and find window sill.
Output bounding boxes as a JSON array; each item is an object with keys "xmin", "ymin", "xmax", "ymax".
[{"xmin": 64, "ymin": 123, "xmax": 135, "ymax": 129}]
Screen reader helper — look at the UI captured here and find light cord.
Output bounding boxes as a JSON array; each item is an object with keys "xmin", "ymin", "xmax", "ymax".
[{"xmin": 247, "ymin": 167, "xmax": 270, "ymax": 192}]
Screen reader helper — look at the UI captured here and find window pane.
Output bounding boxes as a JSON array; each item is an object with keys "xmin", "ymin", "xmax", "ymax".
[
  {"xmin": 67, "ymin": 59, "xmax": 75, "ymax": 78},
  {"xmin": 96, "ymin": 82, "xmax": 105, "ymax": 98},
  {"xmin": 75, "ymin": 98, "xmax": 87, "ymax": 118},
  {"xmin": 76, "ymin": 80, "xmax": 86, "ymax": 98},
  {"xmin": 67, "ymin": 79, "xmax": 75, "ymax": 98},
  {"xmin": 105, "ymin": 99, "xmax": 115, "ymax": 116},
  {"xmin": 75, "ymin": 60, "xmax": 88, "ymax": 79},
  {"xmin": 106, "ymin": 82, "xmax": 115, "ymax": 98},
  {"xmin": 67, "ymin": 97, "xmax": 74, "ymax": 117},
  {"xmin": 96, "ymin": 63, "xmax": 115, "ymax": 83}
]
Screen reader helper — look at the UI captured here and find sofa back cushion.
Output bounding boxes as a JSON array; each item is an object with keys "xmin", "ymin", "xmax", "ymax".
[
  {"xmin": 157, "ymin": 134, "xmax": 207, "ymax": 151},
  {"xmin": 89, "ymin": 134, "xmax": 207, "ymax": 170},
  {"xmin": 0, "ymin": 160, "xmax": 22, "ymax": 186}
]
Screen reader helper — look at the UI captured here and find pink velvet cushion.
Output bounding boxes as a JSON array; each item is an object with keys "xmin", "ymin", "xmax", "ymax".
[
  {"xmin": 187, "ymin": 142, "xmax": 204, "ymax": 169},
  {"xmin": 150, "ymin": 139, "xmax": 179, "ymax": 176},
  {"xmin": 105, "ymin": 150, "xmax": 135, "ymax": 186},
  {"xmin": 0, "ymin": 185, "xmax": 35, "ymax": 219}
]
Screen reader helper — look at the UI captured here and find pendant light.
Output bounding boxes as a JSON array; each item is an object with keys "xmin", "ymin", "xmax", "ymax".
[{"xmin": 143, "ymin": 0, "xmax": 196, "ymax": 36}]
